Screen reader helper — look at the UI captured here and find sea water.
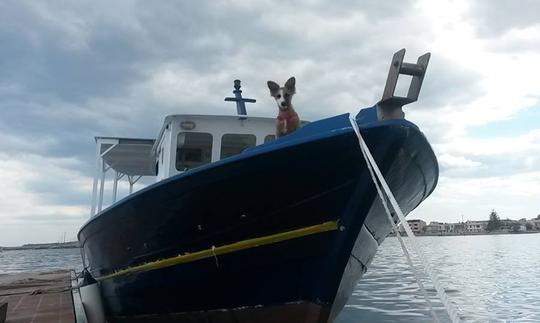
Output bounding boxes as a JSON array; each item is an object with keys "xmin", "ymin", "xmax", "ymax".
[
  {"xmin": 337, "ymin": 233, "xmax": 540, "ymax": 322},
  {"xmin": 1, "ymin": 234, "xmax": 539, "ymax": 322},
  {"xmin": 0, "ymin": 248, "xmax": 82, "ymax": 274}
]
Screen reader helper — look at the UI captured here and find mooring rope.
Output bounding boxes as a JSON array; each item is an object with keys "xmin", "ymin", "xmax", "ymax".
[
  {"xmin": 211, "ymin": 245, "xmax": 219, "ymax": 268},
  {"xmin": 349, "ymin": 116, "xmax": 439, "ymax": 322},
  {"xmin": 349, "ymin": 115, "xmax": 461, "ymax": 323}
]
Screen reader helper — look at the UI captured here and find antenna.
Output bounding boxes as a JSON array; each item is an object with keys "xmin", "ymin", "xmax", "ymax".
[{"xmin": 224, "ymin": 80, "xmax": 256, "ymax": 120}]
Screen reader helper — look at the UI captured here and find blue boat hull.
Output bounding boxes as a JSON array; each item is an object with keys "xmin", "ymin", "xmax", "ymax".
[{"xmin": 78, "ymin": 108, "xmax": 438, "ymax": 322}]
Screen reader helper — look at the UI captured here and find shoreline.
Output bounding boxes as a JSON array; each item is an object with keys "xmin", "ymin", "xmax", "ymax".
[
  {"xmin": 3, "ymin": 231, "xmax": 540, "ymax": 249},
  {"xmin": 389, "ymin": 231, "xmax": 540, "ymax": 237},
  {"xmin": 0, "ymin": 241, "xmax": 79, "ymax": 251}
]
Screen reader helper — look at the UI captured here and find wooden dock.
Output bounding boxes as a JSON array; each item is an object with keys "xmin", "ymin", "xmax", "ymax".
[{"xmin": 0, "ymin": 270, "xmax": 75, "ymax": 323}]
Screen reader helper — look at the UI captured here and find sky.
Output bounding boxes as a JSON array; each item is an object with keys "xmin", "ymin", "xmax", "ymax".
[{"xmin": 0, "ymin": 0, "xmax": 539, "ymax": 246}]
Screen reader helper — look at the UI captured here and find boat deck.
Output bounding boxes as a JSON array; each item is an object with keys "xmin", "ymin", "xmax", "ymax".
[{"xmin": 0, "ymin": 270, "xmax": 75, "ymax": 323}]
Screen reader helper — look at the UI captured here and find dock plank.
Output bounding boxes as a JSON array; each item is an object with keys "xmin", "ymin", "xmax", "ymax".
[{"xmin": 0, "ymin": 271, "xmax": 74, "ymax": 323}]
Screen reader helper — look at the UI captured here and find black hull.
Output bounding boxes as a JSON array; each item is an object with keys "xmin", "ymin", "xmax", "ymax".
[
  {"xmin": 113, "ymin": 302, "xmax": 330, "ymax": 323},
  {"xmin": 78, "ymin": 111, "xmax": 438, "ymax": 322}
]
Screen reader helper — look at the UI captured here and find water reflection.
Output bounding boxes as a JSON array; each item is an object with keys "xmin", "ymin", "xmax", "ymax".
[{"xmin": 336, "ymin": 234, "xmax": 540, "ymax": 322}]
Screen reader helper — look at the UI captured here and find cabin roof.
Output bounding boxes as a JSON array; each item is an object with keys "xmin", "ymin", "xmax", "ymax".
[
  {"xmin": 94, "ymin": 115, "xmax": 277, "ymax": 177},
  {"xmin": 151, "ymin": 114, "xmax": 276, "ymax": 154},
  {"xmin": 95, "ymin": 137, "xmax": 156, "ymax": 176}
]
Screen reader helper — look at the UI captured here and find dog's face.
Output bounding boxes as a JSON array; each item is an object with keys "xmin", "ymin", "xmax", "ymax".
[{"xmin": 267, "ymin": 77, "xmax": 295, "ymax": 111}]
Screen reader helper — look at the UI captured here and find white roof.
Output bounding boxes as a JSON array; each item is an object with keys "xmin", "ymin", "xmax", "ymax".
[{"xmin": 96, "ymin": 137, "xmax": 156, "ymax": 176}]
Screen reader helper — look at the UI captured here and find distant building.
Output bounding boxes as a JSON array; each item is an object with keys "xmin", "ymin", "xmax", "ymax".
[
  {"xmin": 466, "ymin": 220, "xmax": 488, "ymax": 233},
  {"xmin": 403, "ymin": 219, "xmax": 426, "ymax": 234},
  {"xmin": 499, "ymin": 219, "xmax": 519, "ymax": 232},
  {"xmin": 528, "ymin": 218, "xmax": 540, "ymax": 230},
  {"xmin": 443, "ymin": 223, "xmax": 453, "ymax": 233},
  {"xmin": 395, "ymin": 216, "xmax": 540, "ymax": 235},
  {"xmin": 452, "ymin": 222, "xmax": 466, "ymax": 234},
  {"xmin": 425, "ymin": 221, "xmax": 445, "ymax": 234}
]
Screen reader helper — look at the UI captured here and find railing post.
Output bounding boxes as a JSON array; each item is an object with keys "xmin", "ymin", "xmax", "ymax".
[
  {"xmin": 112, "ymin": 171, "xmax": 119, "ymax": 203},
  {"xmin": 90, "ymin": 142, "xmax": 101, "ymax": 217},
  {"xmin": 97, "ymin": 160, "xmax": 107, "ymax": 213}
]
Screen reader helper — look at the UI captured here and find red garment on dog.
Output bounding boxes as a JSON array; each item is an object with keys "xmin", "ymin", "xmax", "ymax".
[
  {"xmin": 277, "ymin": 110, "xmax": 299, "ymax": 125},
  {"xmin": 277, "ymin": 110, "xmax": 300, "ymax": 134}
]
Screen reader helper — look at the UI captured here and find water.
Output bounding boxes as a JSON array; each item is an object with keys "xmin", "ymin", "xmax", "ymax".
[
  {"xmin": 1, "ymin": 235, "xmax": 538, "ymax": 322},
  {"xmin": 337, "ymin": 233, "xmax": 540, "ymax": 323},
  {"xmin": 0, "ymin": 248, "xmax": 82, "ymax": 274}
]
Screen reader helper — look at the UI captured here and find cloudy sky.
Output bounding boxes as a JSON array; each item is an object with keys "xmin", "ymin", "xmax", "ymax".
[{"xmin": 0, "ymin": 0, "xmax": 539, "ymax": 246}]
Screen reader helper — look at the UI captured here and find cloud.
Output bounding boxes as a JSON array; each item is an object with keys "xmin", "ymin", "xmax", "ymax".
[
  {"xmin": 0, "ymin": 0, "xmax": 538, "ymax": 245},
  {"xmin": 412, "ymin": 171, "xmax": 540, "ymax": 224},
  {"xmin": 439, "ymin": 154, "xmax": 482, "ymax": 169},
  {"xmin": 432, "ymin": 129, "xmax": 540, "ymax": 179},
  {"xmin": 0, "ymin": 154, "xmax": 90, "ymax": 223},
  {"xmin": 467, "ymin": 0, "xmax": 540, "ymax": 37},
  {"xmin": 439, "ymin": 129, "xmax": 540, "ymax": 157}
]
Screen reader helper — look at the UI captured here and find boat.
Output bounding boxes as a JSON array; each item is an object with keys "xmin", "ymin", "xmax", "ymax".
[{"xmin": 77, "ymin": 49, "xmax": 438, "ymax": 323}]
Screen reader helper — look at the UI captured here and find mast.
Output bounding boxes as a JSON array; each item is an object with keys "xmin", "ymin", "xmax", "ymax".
[{"xmin": 224, "ymin": 79, "xmax": 256, "ymax": 120}]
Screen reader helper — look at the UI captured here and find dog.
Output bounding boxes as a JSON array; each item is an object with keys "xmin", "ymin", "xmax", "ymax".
[{"xmin": 267, "ymin": 76, "xmax": 300, "ymax": 138}]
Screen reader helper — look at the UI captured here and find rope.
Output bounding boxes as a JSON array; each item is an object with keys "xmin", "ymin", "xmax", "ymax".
[
  {"xmin": 211, "ymin": 245, "xmax": 219, "ymax": 268},
  {"xmin": 349, "ymin": 115, "xmax": 460, "ymax": 323}
]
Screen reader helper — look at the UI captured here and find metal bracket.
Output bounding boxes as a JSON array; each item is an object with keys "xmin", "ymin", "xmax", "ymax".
[{"xmin": 377, "ymin": 49, "xmax": 430, "ymax": 120}]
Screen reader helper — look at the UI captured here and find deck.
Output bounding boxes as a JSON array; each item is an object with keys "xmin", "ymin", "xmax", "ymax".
[{"xmin": 0, "ymin": 271, "xmax": 75, "ymax": 323}]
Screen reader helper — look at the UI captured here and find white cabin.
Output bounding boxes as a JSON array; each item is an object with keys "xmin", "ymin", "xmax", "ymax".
[
  {"xmin": 152, "ymin": 115, "xmax": 278, "ymax": 181},
  {"xmin": 90, "ymin": 114, "xmax": 279, "ymax": 217}
]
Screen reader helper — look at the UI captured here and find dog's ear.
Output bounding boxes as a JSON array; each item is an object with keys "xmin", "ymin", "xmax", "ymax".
[
  {"xmin": 267, "ymin": 81, "xmax": 280, "ymax": 95},
  {"xmin": 285, "ymin": 76, "xmax": 296, "ymax": 93}
]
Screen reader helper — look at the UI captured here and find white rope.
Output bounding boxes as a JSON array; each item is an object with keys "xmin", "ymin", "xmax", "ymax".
[
  {"xmin": 211, "ymin": 245, "xmax": 219, "ymax": 268},
  {"xmin": 349, "ymin": 116, "xmax": 439, "ymax": 323},
  {"xmin": 349, "ymin": 116, "xmax": 461, "ymax": 323}
]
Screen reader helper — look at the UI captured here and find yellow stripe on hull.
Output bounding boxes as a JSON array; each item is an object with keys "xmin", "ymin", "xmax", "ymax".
[{"xmin": 98, "ymin": 220, "xmax": 339, "ymax": 281}]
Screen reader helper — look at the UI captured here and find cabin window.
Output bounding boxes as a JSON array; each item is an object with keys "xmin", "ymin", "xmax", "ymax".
[
  {"xmin": 264, "ymin": 135, "xmax": 276, "ymax": 143},
  {"xmin": 176, "ymin": 132, "xmax": 213, "ymax": 171},
  {"xmin": 220, "ymin": 134, "xmax": 256, "ymax": 159}
]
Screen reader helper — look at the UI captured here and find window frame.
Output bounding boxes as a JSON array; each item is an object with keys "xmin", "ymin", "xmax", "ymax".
[
  {"xmin": 220, "ymin": 133, "xmax": 257, "ymax": 159},
  {"xmin": 175, "ymin": 131, "xmax": 213, "ymax": 171}
]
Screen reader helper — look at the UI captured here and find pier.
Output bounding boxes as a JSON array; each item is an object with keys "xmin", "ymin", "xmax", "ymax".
[{"xmin": 0, "ymin": 270, "xmax": 75, "ymax": 323}]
